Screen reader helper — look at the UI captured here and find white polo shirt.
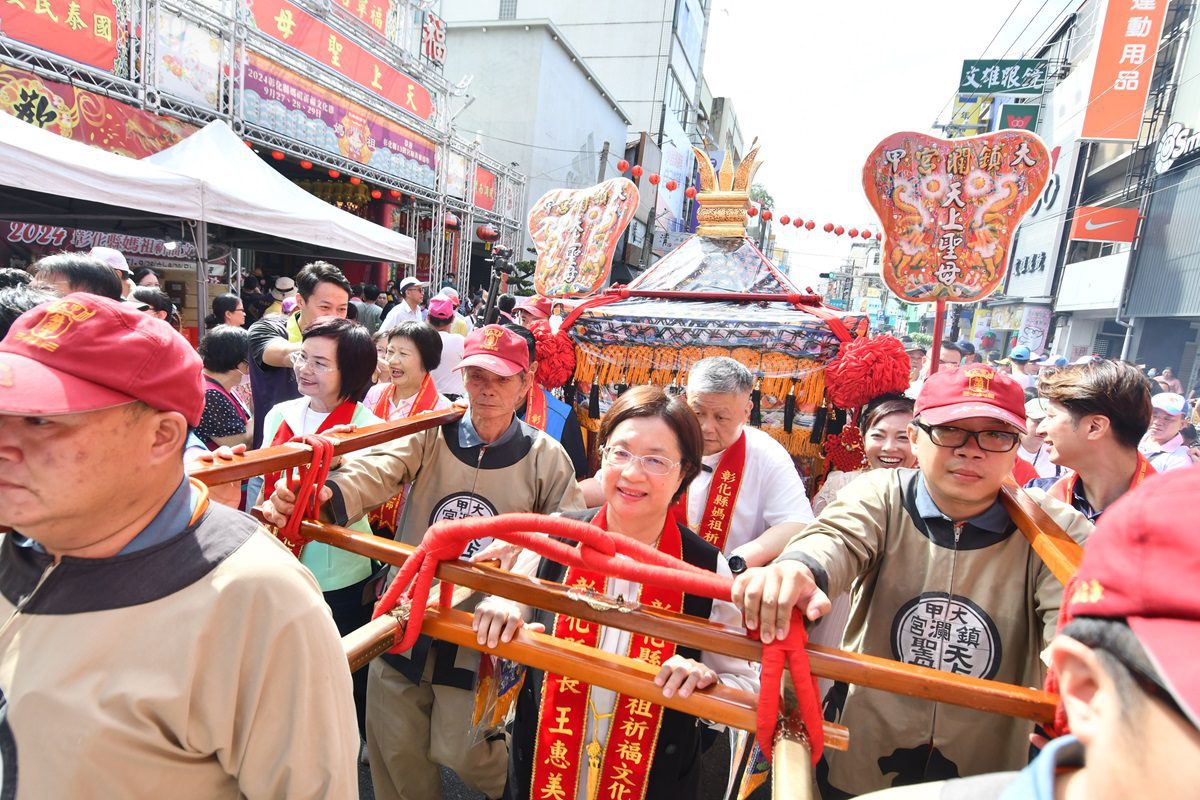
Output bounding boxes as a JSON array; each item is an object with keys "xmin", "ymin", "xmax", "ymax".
[
  {"xmin": 1139, "ymin": 432, "xmax": 1192, "ymax": 473},
  {"xmin": 685, "ymin": 425, "xmax": 815, "ymax": 554},
  {"xmin": 379, "ymin": 302, "xmax": 425, "ymax": 332}
]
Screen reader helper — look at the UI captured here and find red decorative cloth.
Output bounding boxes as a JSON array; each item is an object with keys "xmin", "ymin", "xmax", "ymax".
[
  {"xmin": 529, "ymin": 319, "xmax": 576, "ymax": 389},
  {"xmin": 825, "ymin": 335, "xmax": 911, "ymax": 410}
]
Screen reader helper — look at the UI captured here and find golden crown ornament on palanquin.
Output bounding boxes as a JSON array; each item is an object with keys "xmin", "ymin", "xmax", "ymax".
[{"xmin": 690, "ymin": 139, "xmax": 763, "ymax": 238}]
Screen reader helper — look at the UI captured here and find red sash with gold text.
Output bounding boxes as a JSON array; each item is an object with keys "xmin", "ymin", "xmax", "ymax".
[
  {"xmin": 263, "ymin": 399, "xmax": 357, "ymax": 555},
  {"xmin": 676, "ymin": 431, "xmax": 746, "ymax": 552},
  {"xmin": 530, "ymin": 506, "xmax": 685, "ymax": 800},
  {"xmin": 524, "ymin": 385, "xmax": 549, "ymax": 431},
  {"xmin": 368, "ymin": 374, "xmax": 441, "ymax": 534}
]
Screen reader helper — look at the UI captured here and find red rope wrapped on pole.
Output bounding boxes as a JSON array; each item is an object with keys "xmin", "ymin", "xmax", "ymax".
[
  {"xmin": 368, "ymin": 512, "xmax": 824, "ymax": 765},
  {"xmin": 269, "ymin": 434, "xmax": 336, "ymax": 558}
]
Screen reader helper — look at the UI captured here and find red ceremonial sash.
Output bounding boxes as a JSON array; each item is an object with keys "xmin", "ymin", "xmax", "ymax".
[
  {"xmin": 530, "ymin": 506, "xmax": 685, "ymax": 800},
  {"xmin": 676, "ymin": 431, "xmax": 747, "ymax": 552},
  {"xmin": 524, "ymin": 385, "xmax": 549, "ymax": 431},
  {"xmin": 262, "ymin": 399, "xmax": 357, "ymax": 555},
  {"xmin": 368, "ymin": 374, "xmax": 442, "ymax": 534}
]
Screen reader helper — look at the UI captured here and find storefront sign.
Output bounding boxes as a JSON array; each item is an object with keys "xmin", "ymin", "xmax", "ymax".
[
  {"xmin": 154, "ymin": 11, "xmax": 222, "ymax": 111},
  {"xmin": 473, "ymin": 165, "xmax": 497, "ymax": 211},
  {"xmin": 245, "ymin": 0, "xmax": 434, "ymax": 122},
  {"xmin": 1082, "ymin": 0, "xmax": 1170, "ymax": 141},
  {"xmin": 862, "ymin": 129, "xmax": 1051, "ymax": 303},
  {"xmin": 1015, "ymin": 304, "xmax": 1051, "ymax": 352},
  {"xmin": 958, "ymin": 59, "xmax": 1047, "ymax": 96},
  {"xmin": 1153, "ymin": 120, "xmax": 1200, "ymax": 174},
  {"xmin": 1069, "ymin": 206, "xmax": 1140, "ymax": 243},
  {"xmin": 421, "ymin": 11, "xmax": 445, "ymax": 66},
  {"xmin": 0, "ymin": 66, "xmax": 194, "ymax": 156},
  {"xmin": 0, "ymin": 0, "xmax": 123, "ymax": 74},
  {"xmin": 243, "ymin": 54, "xmax": 437, "ymax": 188},
  {"xmin": 5, "ymin": 220, "xmax": 197, "ymax": 260},
  {"xmin": 996, "ymin": 103, "xmax": 1040, "ymax": 132}
]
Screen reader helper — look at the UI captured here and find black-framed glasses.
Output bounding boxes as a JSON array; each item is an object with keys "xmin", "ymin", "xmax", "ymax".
[
  {"xmin": 601, "ymin": 446, "xmax": 680, "ymax": 476},
  {"xmin": 913, "ymin": 421, "xmax": 1020, "ymax": 453}
]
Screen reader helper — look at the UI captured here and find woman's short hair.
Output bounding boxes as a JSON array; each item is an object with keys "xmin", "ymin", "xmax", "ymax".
[
  {"xmin": 1037, "ymin": 359, "xmax": 1152, "ymax": 450},
  {"xmin": 198, "ymin": 324, "xmax": 250, "ymax": 373},
  {"xmin": 386, "ymin": 321, "xmax": 442, "ymax": 372},
  {"xmin": 33, "ymin": 253, "xmax": 123, "ymax": 300},
  {"xmin": 302, "ymin": 317, "xmax": 376, "ymax": 402},
  {"xmin": 860, "ymin": 394, "xmax": 915, "ymax": 433},
  {"xmin": 599, "ymin": 384, "xmax": 703, "ymax": 505}
]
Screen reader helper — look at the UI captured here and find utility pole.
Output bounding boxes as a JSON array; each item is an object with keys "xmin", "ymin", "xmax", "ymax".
[{"xmin": 597, "ymin": 141, "xmax": 609, "ymax": 182}]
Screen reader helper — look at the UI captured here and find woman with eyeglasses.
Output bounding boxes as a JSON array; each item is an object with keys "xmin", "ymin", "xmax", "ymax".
[
  {"xmin": 258, "ymin": 316, "xmax": 380, "ymax": 737},
  {"xmin": 472, "ymin": 385, "xmax": 758, "ymax": 800},
  {"xmin": 362, "ymin": 321, "xmax": 453, "ymax": 537}
]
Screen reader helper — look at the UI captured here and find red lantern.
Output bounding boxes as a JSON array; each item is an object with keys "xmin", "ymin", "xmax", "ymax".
[
  {"xmin": 875, "ymin": 232, "xmax": 883, "ymax": 240},
  {"xmin": 299, "ymin": 160, "xmax": 313, "ymax": 170},
  {"xmin": 848, "ymin": 228, "xmax": 859, "ymax": 237},
  {"xmin": 805, "ymin": 221, "xmax": 815, "ymax": 230},
  {"xmin": 476, "ymin": 223, "xmax": 500, "ymax": 242},
  {"xmin": 860, "ymin": 229, "xmax": 872, "ymax": 240},
  {"xmin": 349, "ymin": 176, "xmax": 362, "ymax": 185},
  {"xmin": 834, "ymin": 226, "xmax": 845, "ymax": 236},
  {"xmin": 617, "ymin": 159, "xmax": 630, "ymax": 173},
  {"xmin": 747, "ymin": 207, "xmax": 759, "ymax": 217},
  {"xmin": 761, "ymin": 210, "xmax": 773, "ymax": 221},
  {"xmin": 793, "ymin": 218, "xmax": 803, "ymax": 228},
  {"xmin": 823, "ymin": 223, "xmax": 834, "ymax": 232},
  {"xmin": 779, "ymin": 215, "xmax": 790, "ymax": 225},
  {"xmin": 271, "ymin": 150, "xmax": 285, "ymax": 161},
  {"xmin": 445, "ymin": 212, "xmax": 459, "ymax": 229},
  {"xmin": 389, "ymin": 189, "xmax": 401, "ymax": 200},
  {"xmin": 370, "ymin": 189, "xmax": 382, "ymax": 200},
  {"xmin": 244, "ymin": 140, "xmax": 253, "ymax": 148},
  {"xmin": 684, "ymin": 186, "xmax": 697, "ymax": 198},
  {"xmin": 648, "ymin": 173, "xmax": 661, "ymax": 185},
  {"xmin": 328, "ymin": 169, "xmax": 340, "ymax": 179},
  {"xmin": 665, "ymin": 179, "xmax": 678, "ymax": 191},
  {"xmin": 631, "ymin": 165, "xmax": 644, "ymax": 179}
]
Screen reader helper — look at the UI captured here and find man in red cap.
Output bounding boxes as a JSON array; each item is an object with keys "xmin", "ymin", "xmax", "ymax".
[
  {"xmin": 859, "ymin": 468, "xmax": 1200, "ymax": 799},
  {"xmin": 0, "ymin": 295, "xmax": 358, "ymax": 798},
  {"xmin": 263, "ymin": 323, "xmax": 583, "ymax": 800},
  {"xmin": 732, "ymin": 365, "xmax": 1092, "ymax": 795}
]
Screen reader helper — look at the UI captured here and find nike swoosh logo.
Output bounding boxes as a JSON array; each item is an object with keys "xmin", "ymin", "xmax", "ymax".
[{"xmin": 1084, "ymin": 218, "xmax": 1123, "ymax": 230}]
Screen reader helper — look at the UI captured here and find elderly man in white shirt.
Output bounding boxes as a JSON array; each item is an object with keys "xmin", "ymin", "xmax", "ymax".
[
  {"xmin": 379, "ymin": 276, "xmax": 427, "ymax": 332},
  {"xmin": 1140, "ymin": 392, "xmax": 1193, "ymax": 472}
]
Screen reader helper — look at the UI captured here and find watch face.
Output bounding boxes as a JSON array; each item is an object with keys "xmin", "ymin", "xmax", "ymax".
[{"xmin": 728, "ymin": 555, "xmax": 747, "ymax": 574}]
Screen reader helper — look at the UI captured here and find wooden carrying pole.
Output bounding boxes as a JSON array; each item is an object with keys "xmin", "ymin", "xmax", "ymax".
[
  {"xmin": 999, "ymin": 479, "xmax": 1083, "ymax": 585},
  {"xmin": 307, "ymin": 520, "xmax": 1057, "ymax": 726}
]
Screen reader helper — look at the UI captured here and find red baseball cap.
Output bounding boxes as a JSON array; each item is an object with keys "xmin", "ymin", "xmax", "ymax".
[
  {"xmin": 456, "ymin": 324, "xmax": 529, "ymax": 377},
  {"xmin": 915, "ymin": 365, "xmax": 1027, "ymax": 433},
  {"xmin": 1065, "ymin": 468, "xmax": 1200, "ymax": 728},
  {"xmin": 0, "ymin": 293, "xmax": 205, "ymax": 426},
  {"xmin": 515, "ymin": 295, "xmax": 552, "ymax": 320}
]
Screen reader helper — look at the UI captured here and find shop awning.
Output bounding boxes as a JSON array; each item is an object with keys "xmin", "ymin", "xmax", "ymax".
[
  {"xmin": 0, "ymin": 110, "xmax": 204, "ymax": 232},
  {"xmin": 145, "ymin": 121, "xmax": 416, "ymax": 264}
]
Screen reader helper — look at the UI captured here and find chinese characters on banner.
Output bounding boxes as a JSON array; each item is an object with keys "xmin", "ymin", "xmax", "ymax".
[
  {"xmin": 242, "ymin": 54, "xmax": 437, "ymax": 188},
  {"xmin": 5, "ymin": 220, "xmax": 198, "ymax": 260},
  {"xmin": 421, "ymin": 11, "xmax": 445, "ymax": 65},
  {"xmin": 330, "ymin": 0, "xmax": 391, "ymax": 38},
  {"xmin": 0, "ymin": 66, "xmax": 194, "ymax": 156},
  {"xmin": 246, "ymin": 0, "xmax": 434, "ymax": 122},
  {"xmin": 957, "ymin": 59, "xmax": 1047, "ymax": 96},
  {"xmin": 862, "ymin": 130, "xmax": 1051, "ymax": 303},
  {"xmin": 473, "ymin": 166, "xmax": 497, "ymax": 211},
  {"xmin": 0, "ymin": 0, "xmax": 122, "ymax": 73},
  {"xmin": 1082, "ymin": 0, "xmax": 1170, "ymax": 141}
]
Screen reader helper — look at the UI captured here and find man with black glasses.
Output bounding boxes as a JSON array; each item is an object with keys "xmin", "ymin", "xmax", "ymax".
[{"xmin": 732, "ymin": 365, "xmax": 1093, "ymax": 796}]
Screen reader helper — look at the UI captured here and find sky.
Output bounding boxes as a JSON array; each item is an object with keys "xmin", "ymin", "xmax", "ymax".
[{"xmin": 702, "ymin": 0, "xmax": 1078, "ymax": 287}]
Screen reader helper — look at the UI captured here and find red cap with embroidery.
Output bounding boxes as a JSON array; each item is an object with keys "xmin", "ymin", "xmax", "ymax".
[
  {"xmin": 456, "ymin": 324, "xmax": 529, "ymax": 377},
  {"xmin": 0, "ymin": 293, "xmax": 204, "ymax": 426},
  {"xmin": 1065, "ymin": 467, "xmax": 1200, "ymax": 728},
  {"xmin": 914, "ymin": 365, "xmax": 1027, "ymax": 433}
]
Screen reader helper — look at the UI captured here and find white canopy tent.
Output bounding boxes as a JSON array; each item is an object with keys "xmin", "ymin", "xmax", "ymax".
[{"xmin": 145, "ymin": 121, "xmax": 416, "ymax": 265}]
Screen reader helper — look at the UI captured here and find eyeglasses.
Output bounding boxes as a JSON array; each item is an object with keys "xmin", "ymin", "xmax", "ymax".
[
  {"xmin": 602, "ymin": 446, "xmax": 680, "ymax": 476},
  {"xmin": 912, "ymin": 421, "xmax": 1020, "ymax": 453},
  {"xmin": 288, "ymin": 351, "xmax": 337, "ymax": 374}
]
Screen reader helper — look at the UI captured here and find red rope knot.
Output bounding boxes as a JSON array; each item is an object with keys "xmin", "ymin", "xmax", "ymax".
[
  {"xmin": 275, "ymin": 434, "xmax": 337, "ymax": 558},
  {"xmin": 756, "ymin": 609, "xmax": 824, "ymax": 766}
]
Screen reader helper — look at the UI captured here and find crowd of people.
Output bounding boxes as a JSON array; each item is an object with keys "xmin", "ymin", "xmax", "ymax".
[{"xmin": 0, "ymin": 250, "xmax": 1197, "ymax": 800}]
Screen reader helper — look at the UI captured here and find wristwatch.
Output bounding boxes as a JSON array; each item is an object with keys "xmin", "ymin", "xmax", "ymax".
[{"xmin": 727, "ymin": 554, "xmax": 748, "ymax": 575}]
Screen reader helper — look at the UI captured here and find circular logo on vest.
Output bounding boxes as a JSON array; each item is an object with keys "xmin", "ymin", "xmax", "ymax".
[
  {"xmin": 0, "ymin": 688, "xmax": 18, "ymax": 799},
  {"xmin": 428, "ymin": 492, "xmax": 499, "ymax": 559},
  {"xmin": 890, "ymin": 592, "xmax": 1002, "ymax": 681}
]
